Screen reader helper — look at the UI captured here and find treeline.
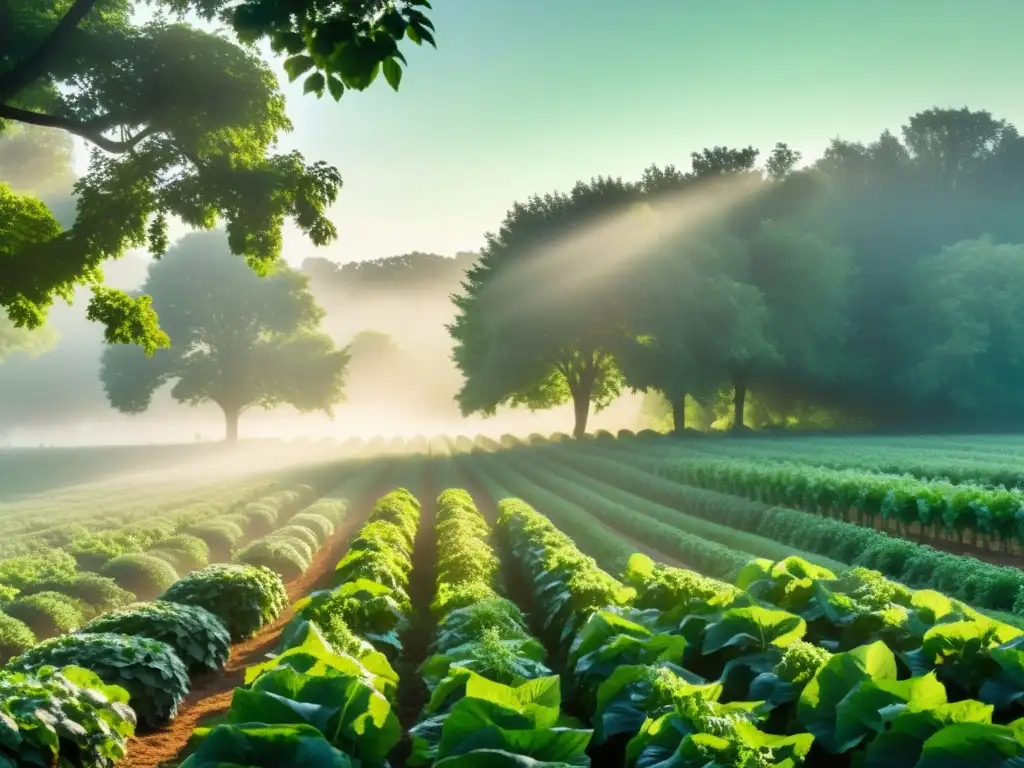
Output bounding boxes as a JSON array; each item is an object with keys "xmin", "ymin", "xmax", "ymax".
[{"xmin": 450, "ymin": 107, "xmax": 1024, "ymax": 437}]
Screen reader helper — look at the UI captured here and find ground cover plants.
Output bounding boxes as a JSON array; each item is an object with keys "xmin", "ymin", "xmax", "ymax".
[{"xmin": 4, "ymin": 436, "xmax": 1024, "ymax": 766}]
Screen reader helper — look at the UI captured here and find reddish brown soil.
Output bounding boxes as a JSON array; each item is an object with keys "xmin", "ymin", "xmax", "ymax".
[{"xmin": 120, "ymin": 484, "xmax": 391, "ymax": 768}]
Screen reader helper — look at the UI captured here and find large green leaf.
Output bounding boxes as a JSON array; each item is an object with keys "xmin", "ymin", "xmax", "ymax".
[
  {"xmin": 862, "ymin": 699, "xmax": 995, "ymax": 767},
  {"xmin": 702, "ymin": 606, "xmax": 807, "ymax": 655},
  {"xmin": 916, "ymin": 722, "xmax": 1024, "ymax": 767},
  {"xmin": 797, "ymin": 641, "xmax": 897, "ymax": 752},
  {"xmin": 832, "ymin": 673, "xmax": 948, "ymax": 753},
  {"xmin": 178, "ymin": 723, "xmax": 352, "ymax": 768}
]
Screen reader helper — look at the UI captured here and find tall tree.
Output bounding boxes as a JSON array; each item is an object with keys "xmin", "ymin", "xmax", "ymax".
[
  {"xmin": 99, "ymin": 231, "xmax": 349, "ymax": 441},
  {"xmin": 1, "ymin": 0, "xmax": 436, "ymax": 352},
  {"xmin": 450, "ymin": 177, "xmax": 642, "ymax": 438},
  {"xmin": 902, "ymin": 237, "xmax": 1024, "ymax": 426},
  {"xmin": 616, "ymin": 224, "xmax": 770, "ymax": 434}
]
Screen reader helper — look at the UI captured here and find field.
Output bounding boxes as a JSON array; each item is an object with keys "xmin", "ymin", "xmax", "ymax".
[{"xmin": 3, "ymin": 432, "xmax": 1024, "ymax": 767}]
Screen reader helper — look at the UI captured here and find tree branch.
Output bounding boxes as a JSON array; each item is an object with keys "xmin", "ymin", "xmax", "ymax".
[
  {"xmin": 0, "ymin": 105, "xmax": 158, "ymax": 153},
  {"xmin": 0, "ymin": 0, "xmax": 97, "ymax": 103}
]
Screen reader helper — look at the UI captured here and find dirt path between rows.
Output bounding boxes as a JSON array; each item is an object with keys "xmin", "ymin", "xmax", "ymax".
[{"xmin": 121, "ymin": 479, "xmax": 394, "ymax": 768}]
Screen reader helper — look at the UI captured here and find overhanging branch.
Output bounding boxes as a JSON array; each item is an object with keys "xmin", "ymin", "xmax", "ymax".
[
  {"xmin": 0, "ymin": 105, "xmax": 158, "ymax": 153},
  {"xmin": 0, "ymin": 0, "xmax": 98, "ymax": 103}
]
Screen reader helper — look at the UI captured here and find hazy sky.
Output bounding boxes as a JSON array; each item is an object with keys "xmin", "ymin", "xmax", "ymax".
[{"xmin": 104, "ymin": 0, "xmax": 1024, "ymax": 268}]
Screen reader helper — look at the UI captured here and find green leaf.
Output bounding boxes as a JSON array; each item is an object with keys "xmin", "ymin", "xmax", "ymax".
[
  {"xmin": 797, "ymin": 641, "xmax": 898, "ymax": 753},
  {"xmin": 327, "ymin": 75, "xmax": 345, "ymax": 101},
  {"xmin": 833, "ymin": 673, "xmax": 948, "ymax": 753},
  {"xmin": 283, "ymin": 55, "xmax": 315, "ymax": 82},
  {"xmin": 382, "ymin": 57, "xmax": 403, "ymax": 90},
  {"xmin": 916, "ymin": 722, "xmax": 1024, "ymax": 767},
  {"xmin": 303, "ymin": 72, "xmax": 326, "ymax": 97},
  {"xmin": 863, "ymin": 700, "xmax": 995, "ymax": 768},
  {"xmin": 702, "ymin": 605, "xmax": 807, "ymax": 654},
  {"xmin": 179, "ymin": 723, "xmax": 352, "ymax": 768}
]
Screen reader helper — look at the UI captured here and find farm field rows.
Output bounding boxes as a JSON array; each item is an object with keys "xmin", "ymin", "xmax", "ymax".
[{"xmin": 3, "ymin": 433, "xmax": 1024, "ymax": 766}]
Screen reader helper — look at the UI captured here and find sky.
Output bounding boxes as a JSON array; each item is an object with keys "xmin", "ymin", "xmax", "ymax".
[
  {"xmin": 103, "ymin": 0, "xmax": 1024, "ymax": 268},
  {"xmin": 264, "ymin": 0, "xmax": 1024, "ymax": 266}
]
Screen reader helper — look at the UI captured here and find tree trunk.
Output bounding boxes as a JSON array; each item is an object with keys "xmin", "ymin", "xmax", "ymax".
[
  {"xmin": 223, "ymin": 406, "xmax": 241, "ymax": 443},
  {"xmin": 571, "ymin": 388, "xmax": 590, "ymax": 439},
  {"xmin": 671, "ymin": 397, "xmax": 686, "ymax": 435},
  {"xmin": 732, "ymin": 376, "xmax": 747, "ymax": 433}
]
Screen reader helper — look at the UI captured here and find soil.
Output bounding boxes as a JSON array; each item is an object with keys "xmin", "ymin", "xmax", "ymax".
[
  {"xmin": 119, "ymin": 480, "xmax": 394, "ymax": 768},
  {"xmin": 388, "ymin": 471, "xmax": 439, "ymax": 768}
]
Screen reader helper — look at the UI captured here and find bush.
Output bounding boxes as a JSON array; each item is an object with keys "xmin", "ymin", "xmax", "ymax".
[
  {"xmin": 303, "ymin": 498, "xmax": 348, "ymax": 525},
  {"xmin": 188, "ymin": 520, "xmax": 246, "ymax": 562},
  {"xmin": 150, "ymin": 534, "xmax": 210, "ymax": 572},
  {"xmin": 4, "ymin": 591, "xmax": 85, "ymax": 639},
  {"xmin": 81, "ymin": 601, "xmax": 230, "ymax": 675},
  {"xmin": 0, "ymin": 550, "xmax": 77, "ymax": 591},
  {"xmin": 0, "ymin": 664, "xmax": 136, "ymax": 767},
  {"xmin": 241, "ymin": 504, "xmax": 278, "ymax": 537},
  {"xmin": 271, "ymin": 524, "xmax": 321, "ymax": 554},
  {"xmin": 6, "ymin": 632, "xmax": 190, "ymax": 729},
  {"xmin": 0, "ymin": 612, "xmax": 36, "ymax": 664},
  {"xmin": 234, "ymin": 539, "xmax": 309, "ymax": 582},
  {"xmin": 161, "ymin": 564, "xmax": 287, "ymax": 642},
  {"xmin": 289, "ymin": 513, "xmax": 334, "ymax": 544},
  {"xmin": 100, "ymin": 554, "xmax": 179, "ymax": 601},
  {"xmin": 18, "ymin": 573, "xmax": 136, "ymax": 619}
]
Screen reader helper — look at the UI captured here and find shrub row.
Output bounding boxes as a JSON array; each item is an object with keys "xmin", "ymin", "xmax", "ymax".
[
  {"xmin": 563, "ymin": 442, "xmax": 1024, "ymax": 615},
  {"xmin": 497, "ymin": 498, "xmax": 1024, "ymax": 765},
  {"xmin": 3, "ymin": 561, "xmax": 286, "ymax": 739},
  {"xmin": 232, "ymin": 497, "xmax": 347, "ymax": 582},
  {"xmin": 406, "ymin": 489, "xmax": 581, "ymax": 765},
  {"xmin": 179, "ymin": 488, "xmax": 421, "ymax": 767}
]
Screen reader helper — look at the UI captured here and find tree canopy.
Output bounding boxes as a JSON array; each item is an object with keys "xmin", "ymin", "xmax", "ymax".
[
  {"xmin": 450, "ymin": 107, "xmax": 1024, "ymax": 435},
  {"xmin": 1, "ymin": 0, "xmax": 436, "ymax": 353},
  {"xmin": 99, "ymin": 230, "xmax": 349, "ymax": 441}
]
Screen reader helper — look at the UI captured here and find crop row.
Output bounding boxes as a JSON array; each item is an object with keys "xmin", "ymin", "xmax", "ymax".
[
  {"xmin": 0, "ymin": 456, "xmax": 400, "ymax": 659},
  {"xmin": 0, "ymin": 463, "xmax": 394, "ymax": 767},
  {"xmin": 645, "ymin": 433, "xmax": 1024, "ymax": 489},
  {"xmin": 406, "ymin": 488, "xmax": 591, "ymax": 765},
  {"xmin": 495, "ymin": 497, "xmax": 1024, "ymax": 765},
  {"xmin": 179, "ymin": 487, "xmax": 422, "ymax": 767},
  {"xmin": 603, "ymin": 436, "xmax": 1024, "ymax": 548},
  {"xmin": 535, "ymin": 441, "xmax": 1024, "ymax": 618}
]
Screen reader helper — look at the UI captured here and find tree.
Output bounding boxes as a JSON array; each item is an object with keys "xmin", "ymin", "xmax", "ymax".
[
  {"xmin": 99, "ymin": 231, "xmax": 349, "ymax": 441},
  {"xmin": 616, "ymin": 225, "xmax": 767, "ymax": 434},
  {"xmin": 1, "ymin": 0, "xmax": 436, "ymax": 352},
  {"xmin": 902, "ymin": 237, "xmax": 1024, "ymax": 426},
  {"xmin": 450, "ymin": 177, "xmax": 642, "ymax": 439}
]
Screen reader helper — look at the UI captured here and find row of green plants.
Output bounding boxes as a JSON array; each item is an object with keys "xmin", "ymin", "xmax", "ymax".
[
  {"xmin": 0, "ymin": 468, "xmax": 389, "ymax": 765},
  {"xmin": 498, "ymin": 446, "xmax": 847, "ymax": 574},
  {"xmin": 497, "ymin": 497, "xmax": 1024, "ymax": 766},
  {"xmin": 0, "ymin": 479, "xmax": 343, "ymax": 663},
  {"xmin": 607, "ymin": 439, "xmax": 1024, "ymax": 547},
  {"xmin": 406, "ymin": 488, "xmax": 592, "ymax": 766},
  {"xmin": 178, "ymin": 488, "xmax": 422, "ymax": 767},
  {"xmin": 0, "ymin": 475, "xmax": 278, "ymax": 554},
  {"xmin": 0, "ymin": 562, "xmax": 289, "ymax": 766},
  {"xmin": 645, "ymin": 433, "xmax": 1024, "ymax": 489},
  {"xmin": 565, "ymin": 440, "xmax": 1024, "ymax": 617}
]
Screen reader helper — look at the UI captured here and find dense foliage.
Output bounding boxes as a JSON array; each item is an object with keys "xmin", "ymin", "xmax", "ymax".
[
  {"xmin": 1, "ymin": 0, "xmax": 436, "ymax": 352},
  {"xmin": 0, "ymin": 664, "xmax": 136, "ymax": 768},
  {"xmin": 80, "ymin": 601, "xmax": 231, "ymax": 674},
  {"xmin": 6, "ymin": 632, "xmax": 190, "ymax": 728},
  {"xmin": 450, "ymin": 108, "xmax": 1024, "ymax": 434},
  {"xmin": 496, "ymin": 496, "xmax": 1024, "ymax": 766},
  {"xmin": 99, "ymin": 231, "xmax": 350, "ymax": 442},
  {"xmin": 161, "ymin": 563, "xmax": 288, "ymax": 642}
]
